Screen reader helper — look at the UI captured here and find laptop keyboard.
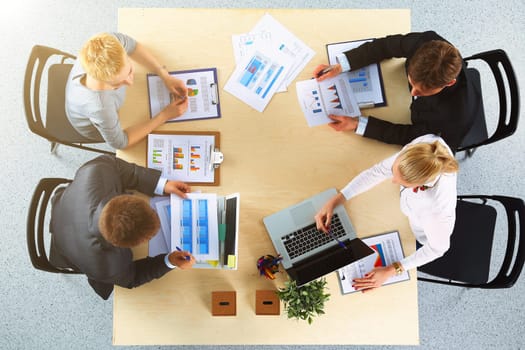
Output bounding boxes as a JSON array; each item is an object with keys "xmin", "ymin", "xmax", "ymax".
[{"xmin": 281, "ymin": 213, "xmax": 346, "ymax": 260}]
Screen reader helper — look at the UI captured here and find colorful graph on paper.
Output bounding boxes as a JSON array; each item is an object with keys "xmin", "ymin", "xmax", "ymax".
[{"xmin": 370, "ymin": 243, "xmax": 387, "ymax": 267}]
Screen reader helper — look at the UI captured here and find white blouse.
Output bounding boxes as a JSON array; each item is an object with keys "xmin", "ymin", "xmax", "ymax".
[{"xmin": 340, "ymin": 134, "xmax": 457, "ymax": 271}]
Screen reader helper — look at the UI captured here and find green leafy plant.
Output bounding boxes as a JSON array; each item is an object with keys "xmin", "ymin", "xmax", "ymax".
[{"xmin": 276, "ymin": 278, "xmax": 330, "ymax": 324}]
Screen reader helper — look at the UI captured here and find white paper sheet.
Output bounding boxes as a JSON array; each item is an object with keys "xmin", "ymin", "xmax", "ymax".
[
  {"xmin": 170, "ymin": 193, "xmax": 219, "ymax": 261},
  {"xmin": 147, "ymin": 68, "xmax": 220, "ymax": 121},
  {"xmin": 296, "ymin": 74, "xmax": 361, "ymax": 127},
  {"xmin": 147, "ymin": 133, "xmax": 216, "ymax": 183},
  {"xmin": 148, "ymin": 197, "xmax": 169, "ymax": 257},
  {"xmin": 224, "ymin": 45, "xmax": 293, "ymax": 112},
  {"xmin": 326, "ymin": 39, "xmax": 386, "ymax": 108},
  {"xmin": 251, "ymin": 14, "xmax": 315, "ymax": 90},
  {"xmin": 337, "ymin": 231, "xmax": 410, "ymax": 294}
]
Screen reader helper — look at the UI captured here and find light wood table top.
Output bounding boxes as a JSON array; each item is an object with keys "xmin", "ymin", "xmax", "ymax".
[{"xmin": 115, "ymin": 8, "xmax": 417, "ymax": 345}]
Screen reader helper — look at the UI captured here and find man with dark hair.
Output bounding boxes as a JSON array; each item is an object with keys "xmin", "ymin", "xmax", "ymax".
[
  {"xmin": 313, "ymin": 31, "xmax": 481, "ymax": 151},
  {"xmin": 50, "ymin": 155, "xmax": 195, "ymax": 300}
]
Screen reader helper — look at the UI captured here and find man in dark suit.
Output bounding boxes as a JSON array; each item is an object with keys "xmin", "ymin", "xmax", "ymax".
[
  {"xmin": 49, "ymin": 155, "xmax": 195, "ymax": 300},
  {"xmin": 313, "ymin": 31, "xmax": 481, "ymax": 151}
]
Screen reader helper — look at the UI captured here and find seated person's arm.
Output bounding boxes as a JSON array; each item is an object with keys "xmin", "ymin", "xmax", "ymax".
[
  {"xmin": 121, "ymin": 98, "xmax": 188, "ymax": 149},
  {"xmin": 129, "ymin": 42, "xmax": 187, "ymax": 99}
]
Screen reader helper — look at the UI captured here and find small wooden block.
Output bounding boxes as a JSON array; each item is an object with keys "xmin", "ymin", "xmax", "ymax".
[
  {"xmin": 211, "ymin": 291, "xmax": 236, "ymax": 316},
  {"xmin": 255, "ymin": 290, "xmax": 280, "ymax": 315}
]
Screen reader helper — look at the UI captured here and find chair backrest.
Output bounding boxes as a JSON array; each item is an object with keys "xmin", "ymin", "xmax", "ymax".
[
  {"xmin": 458, "ymin": 49, "xmax": 520, "ymax": 152},
  {"xmin": 27, "ymin": 177, "xmax": 80, "ymax": 274},
  {"xmin": 23, "ymin": 45, "xmax": 113, "ymax": 154},
  {"xmin": 24, "ymin": 45, "xmax": 75, "ymax": 142},
  {"xmin": 418, "ymin": 195, "xmax": 525, "ymax": 289}
]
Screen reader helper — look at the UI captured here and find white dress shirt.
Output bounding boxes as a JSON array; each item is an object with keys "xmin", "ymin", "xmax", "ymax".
[{"xmin": 340, "ymin": 134, "xmax": 457, "ymax": 270}]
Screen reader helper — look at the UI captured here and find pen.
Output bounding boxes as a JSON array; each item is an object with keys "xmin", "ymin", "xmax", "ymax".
[
  {"xmin": 327, "ymin": 228, "xmax": 347, "ymax": 250},
  {"xmin": 176, "ymin": 246, "xmax": 191, "ymax": 261},
  {"xmin": 316, "ymin": 66, "xmax": 334, "ymax": 78}
]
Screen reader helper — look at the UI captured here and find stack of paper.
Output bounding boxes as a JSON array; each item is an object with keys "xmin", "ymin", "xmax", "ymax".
[{"xmin": 224, "ymin": 13, "xmax": 315, "ymax": 112}]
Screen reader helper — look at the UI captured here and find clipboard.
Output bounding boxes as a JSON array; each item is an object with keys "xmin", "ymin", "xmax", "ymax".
[
  {"xmin": 147, "ymin": 67, "xmax": 221, "ymax": 122},
  {"xmin": 147, "ymin": 131, "xmax": 222, "ymax": 186},
  {"xmin": 326, "ymin": 39, "xmax": 387, "ymax": 109},
  {"xmin": 337, "ymin": 230, "xmax": 409, "ymax": 294}
]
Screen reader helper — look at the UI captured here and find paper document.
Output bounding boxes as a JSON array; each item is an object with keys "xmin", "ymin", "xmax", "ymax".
[
  {"xmin": 327, "ymin": 39, "xmax": 387, "ymax": 108},
  {"xmin": 337, "ymin": 231, "xmax": 410, "ymax": 294},
  {"xmin": 224, "ymin": 45, "xmax": 293, "ymax": 112},
  {"xmin": 170, "ymin": 193, "xmax": 219, "ymax": 262},
  {"xmin": 148, "ymin": 197, "xmax": 170, "ymax": 257},
  {"xmin": 231, "ymin": 32, "xmax": 285, "ymax": 93},
  {"xmin": 296, "ymin": 75, "xmax": 361, "ymax": 127},
  {"xmin": 250, "ymin": 13, "xmax": 315, "ymax": 90},
  {"xmin": 147, "ymin": 133, "xmax": 217, "ymax": 184},
  {"xmin": 148, "ymin": 194, "xmax": 240, "ymax": 270},
  {"xmin": 147, "ymin": 68, "xmax": 220, "ymax": 121}
]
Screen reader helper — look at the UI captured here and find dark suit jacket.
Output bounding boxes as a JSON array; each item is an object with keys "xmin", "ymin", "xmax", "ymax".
[
  {"xmin": 50, "ymin": 155, "xmax": 171, "ymax": 300},
  {"xmin": 343, "ymin": 31, "xmax": 481, "ymax": 150}
]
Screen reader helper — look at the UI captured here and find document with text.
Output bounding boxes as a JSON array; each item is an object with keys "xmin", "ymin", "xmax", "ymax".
[
  {"xmin": 337, "ymin": 231, "xmax": 410, "ymax": 294},
  {"xmin": 147, "ymin": 132, "xmax": 220, "ymax": 185},
  {"xmin": 296, "ymin": 74, "xmax": 361, "ymax": 127},
  {"xmin": 326, "ymin": 39, "xmax": 387, "ymax": 108},
  {"xmin": 147, "ymin": 68, "xmax": 220, "ymax": 121},
  {"xmin": 224, "ymin": 45, "xmax": 293, "ymax": 112}
]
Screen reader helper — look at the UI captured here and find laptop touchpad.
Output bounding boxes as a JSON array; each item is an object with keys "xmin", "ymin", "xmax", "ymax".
[{"xmin": 290, "ymin": 202, "xmax": 316, "ymax": 227}]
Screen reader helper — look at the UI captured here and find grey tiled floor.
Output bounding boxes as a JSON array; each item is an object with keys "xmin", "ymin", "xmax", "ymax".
[{"xmin": 1, "ymin": 1, "xmax": 523, "ymax": 349}]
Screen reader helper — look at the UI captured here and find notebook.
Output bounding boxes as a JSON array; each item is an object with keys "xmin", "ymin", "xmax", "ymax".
[{"xmin": 263, "ymin": 188, "xmax": 374, "ymax": 286}]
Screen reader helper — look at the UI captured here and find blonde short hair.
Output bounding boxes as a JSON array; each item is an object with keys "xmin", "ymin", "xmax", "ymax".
[
  {"xmin": 79, "ymin": 33, "xmax": 126, "ymax": 82},
  {"xmin": 397, "ymin": 141, "xmax": 459, "ymax": 184}
]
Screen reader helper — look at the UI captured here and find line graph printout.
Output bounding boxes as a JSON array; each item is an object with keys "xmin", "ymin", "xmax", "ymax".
[{"xmin": 296, "ymin": 74, "xmax": 360, "ymax": 127}]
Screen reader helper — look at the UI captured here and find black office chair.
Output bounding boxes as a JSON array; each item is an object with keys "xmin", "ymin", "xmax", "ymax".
[
  {"xmin": 457, "ymin": 49, "xmax": 520, "ymax": 157},
  {"xmin": 418, "ymin": 195, "xmax": 524, "ymax": 288},
  {"xmin": 27, "ymin": 178, "xmax": 81, "ymax": 274},
  {"xmin": 23, "ymin": 45, "xmax": 114, "ymax": 155}
]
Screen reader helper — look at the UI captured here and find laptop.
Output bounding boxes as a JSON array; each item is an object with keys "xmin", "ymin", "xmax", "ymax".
[{"xmin": 263, "ymin": 188, "xmax": 374, "ymax": 286}]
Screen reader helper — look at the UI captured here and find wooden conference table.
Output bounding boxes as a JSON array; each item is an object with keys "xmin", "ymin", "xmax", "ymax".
[{"xmin": 115, "ymin": 8, "xmax": 416, "ymax": 345}]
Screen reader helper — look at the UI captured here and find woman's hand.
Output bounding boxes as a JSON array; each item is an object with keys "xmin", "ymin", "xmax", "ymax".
[
  {"xmin": 314, "ymin": 193, "xmax": 345, "ymax": 232},
  {"xmin": 352, "ymin": 265, "xmax": 397, "ymax": 293}
]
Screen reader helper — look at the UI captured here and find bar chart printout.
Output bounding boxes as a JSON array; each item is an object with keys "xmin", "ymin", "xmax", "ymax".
[
  {"xmin": 170, "ymin": 193, "xmax": 219, "ymax": 261},
  {"xmin": 147, "ymin": 133, "xmax": 217, "ymax": 183}
]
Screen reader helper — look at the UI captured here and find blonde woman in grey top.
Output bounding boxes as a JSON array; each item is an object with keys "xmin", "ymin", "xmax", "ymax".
[{"xmin": 65, "ymin": 32, "xmax": 188, "ymax": 149}]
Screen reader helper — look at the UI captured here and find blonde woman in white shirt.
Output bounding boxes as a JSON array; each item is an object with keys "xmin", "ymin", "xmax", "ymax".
[{"xmin": 315, "ymin": 134, "xmax": 458, "ymax": 292}]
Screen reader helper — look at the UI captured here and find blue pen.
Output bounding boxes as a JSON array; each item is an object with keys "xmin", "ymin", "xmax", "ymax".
[
  {"xmin": 327, "ymin": 228, "xmax": 347, "ymax": 250},
  {"xmin": 176, "ymin": 246, "xmax": 191, "ymax": 261}
]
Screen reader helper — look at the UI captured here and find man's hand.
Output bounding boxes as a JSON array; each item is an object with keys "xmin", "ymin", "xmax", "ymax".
[
  {"xmin": 313, "ymin": 63, "xmax": 342, "ymax": 82},
  {"xmin": 168, "ymin": 250, "xmax": 195, "ymax": 269},
  {"xmin": 164, "ymin": 181, "xmax": 191, "ymax": 198},
  {"xmin": 327, "ymin": 115, "xmax": 359, "ymax": 132}
]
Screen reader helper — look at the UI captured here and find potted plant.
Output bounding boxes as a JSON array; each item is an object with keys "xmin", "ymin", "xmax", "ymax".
[{"xmin": 276, "ymin": 278, "xmax": 330, "ymax": 324}]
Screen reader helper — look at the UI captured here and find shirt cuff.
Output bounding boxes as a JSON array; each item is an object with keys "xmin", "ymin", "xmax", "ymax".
[
  {"xmin": 355, "ymin": 116, "xmax": 368, "ymax": 135},
  {"xmin": 154, "ymin": 177, "xmax": 168, "ymax": 196},
  {"xmin": 336, "ymin": 54, "xmax": 351, "ymax": 72},
  {"xmin": 164, "ymin": 254, "xmax": 177, "ymax": 269}
]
